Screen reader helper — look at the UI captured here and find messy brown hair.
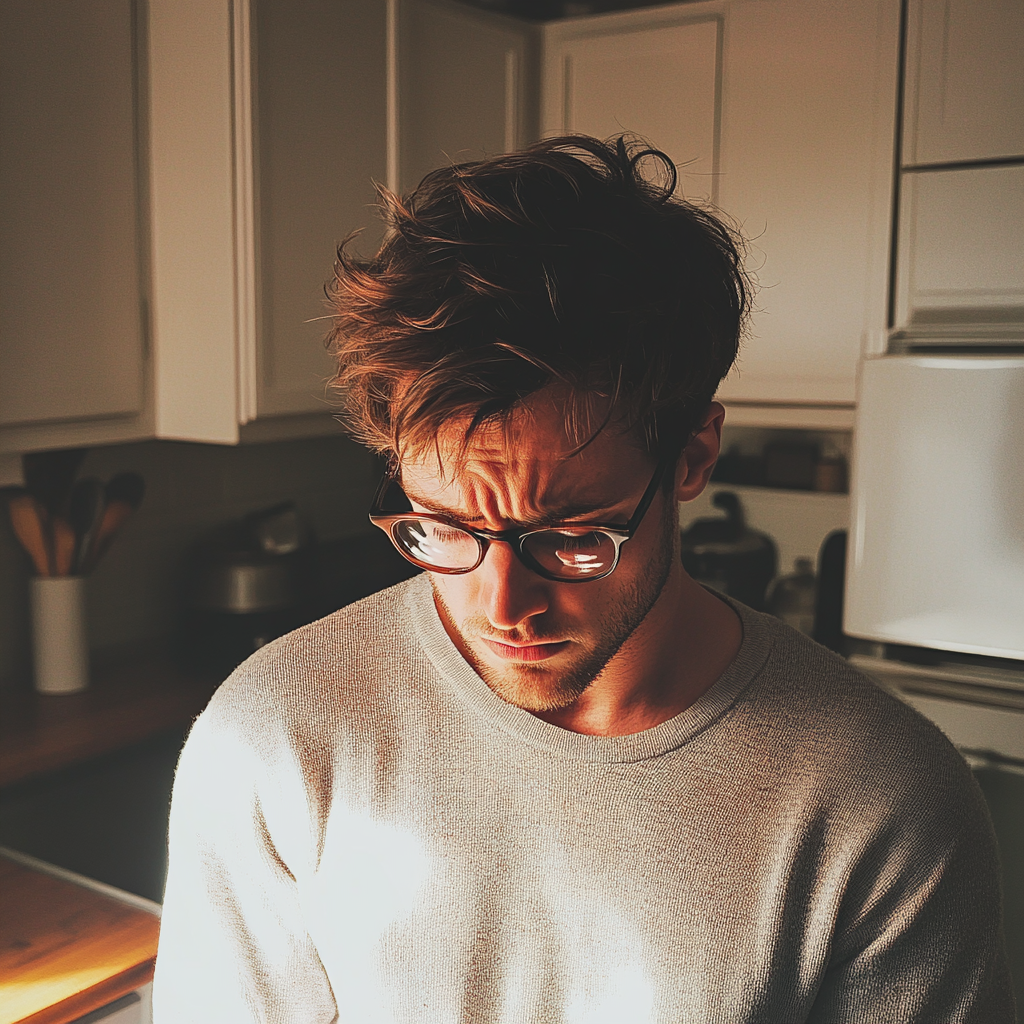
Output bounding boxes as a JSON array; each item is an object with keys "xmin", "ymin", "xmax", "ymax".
[{"xmin": 326, "ymin": 134, "xmax": 750, "ymax": 462}]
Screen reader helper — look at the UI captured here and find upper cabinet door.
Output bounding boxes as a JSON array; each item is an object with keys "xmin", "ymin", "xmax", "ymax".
[
  {"xmin": 147, "ymin": 0, "xmax": 239, "ymax": 443},
  {"xmin": 397, "ymin": 0, "xmax": 538, "ymax": 193},
  {"xmin": 541, "ymin": 13, "xmax": 721, "ymax": 203},
  {"xmin": 148, "ymin": 0, "xmax": 386, "ymax": 443},
  {"xmin": 903, "ymin": 0, "xmax": 1024, "ymax": 166},
  {"xmin": 716, "ymin": 0, "xmax": 900, "ymax": 406},
  {"xmin": 0, "ymin": 0, "xmax": 148, "ymax": 451},
  {"xmin": 254, "ymin": 0, "xmax": 387, "ymax": 419}
]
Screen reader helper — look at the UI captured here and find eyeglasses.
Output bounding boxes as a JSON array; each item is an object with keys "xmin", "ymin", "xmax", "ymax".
[{"xmin": 368, "ymin": 451, "xmax": 673, "ymax": 583}]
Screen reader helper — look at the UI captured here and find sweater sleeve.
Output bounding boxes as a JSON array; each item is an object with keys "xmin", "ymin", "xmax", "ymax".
[
  {"xmin": 808, "ymin": 764, "xmax": 1016, "ymax": 1024},
  {"xmin": 151, "ymin": 697, "xmax": 337, "ymax": 1024}
]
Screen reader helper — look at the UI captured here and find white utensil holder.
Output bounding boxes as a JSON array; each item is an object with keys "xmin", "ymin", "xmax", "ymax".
[{"xmin": 30, "ymin": 576, "xmax": 89, "ymax": 694}]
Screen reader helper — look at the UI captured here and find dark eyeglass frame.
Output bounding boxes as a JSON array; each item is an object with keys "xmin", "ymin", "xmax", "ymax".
[{"xmin": 368, "ymin": 449, "xmax": 675, "ymax": 583}]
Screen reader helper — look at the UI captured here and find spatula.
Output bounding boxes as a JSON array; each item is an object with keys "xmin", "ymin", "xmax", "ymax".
[
  {"xmin": 6, "ymin": 490, "xmax": 53, "ymax": 576},
  {"xmin": 81, "ymin": 472, "xmax": 145, "ymax": 572},
  {"xmin": 68, "ymin": 477, "xmax": 106, "ymax": 575}
]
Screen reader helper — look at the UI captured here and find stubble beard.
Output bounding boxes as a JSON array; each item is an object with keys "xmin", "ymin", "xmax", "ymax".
[{"xmin": 431, "ymin": 495, "xmax": 677, "ymax": 713}]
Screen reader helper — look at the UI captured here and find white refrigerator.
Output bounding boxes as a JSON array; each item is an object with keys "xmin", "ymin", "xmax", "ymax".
[
  {"xmin": 845, "ymin": 352, "xmax": 1024, "ymax": 663},
  {"xmin": 845, "ymin": 352, "xmax": 1024, "ymax": 1014}
]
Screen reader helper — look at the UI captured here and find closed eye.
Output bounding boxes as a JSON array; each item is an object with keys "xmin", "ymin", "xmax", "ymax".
[{"xmin": 423, "ymin": 524, "xmax": 472, "ymax": 543}]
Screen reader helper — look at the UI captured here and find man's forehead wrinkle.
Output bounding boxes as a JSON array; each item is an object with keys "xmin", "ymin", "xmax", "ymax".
[
  {"xmin": 453, "ymin": 452, "xmax": 556, "ymax": 524},
  {"xmin": 404, "ymin": 385, "xmax": 630, "ymax": 477},
  {"xmin": 397, "ymin": 386, "xmax": 656, "ymax": 526},
  {"xmin": 472, "ymin": 385, "xmax": 612, "ymax": 454},
  {"xmin": 401, "ymin": 442, "xmax": 626, "ymax": 527}
]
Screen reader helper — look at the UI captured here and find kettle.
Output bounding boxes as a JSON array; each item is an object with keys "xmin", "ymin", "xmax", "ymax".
[
  {"xmin": 680, "ymin": 491, "xmax": 777, "ymax": 610},
  {"xmin": 178, "ymin": 503, "xmax": 311, "ymax": 672}
]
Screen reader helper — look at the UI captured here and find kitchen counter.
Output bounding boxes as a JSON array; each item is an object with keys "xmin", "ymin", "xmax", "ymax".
[
  {"xmin": 0, "ymin": 656, "xmax": 220, "ymax": 791},
  {"xmin": 0, "ymin": 532, "xmax": 417, "ymax": 792},
  {"xmin": 0, "ymin": 848, "xmax": 160, "ymax": 1024}
]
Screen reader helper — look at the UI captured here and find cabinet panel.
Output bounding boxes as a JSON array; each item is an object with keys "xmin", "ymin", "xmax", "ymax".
[
  {"xmin": 255, "ymin": 0, "xmax": 387, "ymax": 418},
  {"xmin": 545, "ymin": 17, "xmax": 720, "ymax": 203},
  {"xmin": 0, "ymin": 0, "xmax": 145, "ymax": 430},
  {"xmin": 894, "ymin": 165, "xmax": 1024, "ymax": 330},
  {"xmin": 148, "ymin": 0, "xmax": 387, "ymax": 442},
  {"xmin": 398, "ymin": 0, "xmax": 537, "ymax": 193},
  {"xmin": 903, "ymin": 0, "xmax": 1024, "ymax": 166},
  {"xmin": 715, "ymin": 0, "xmax": 899, "ymax": 406},
  {"xmin": 147, "ymin": 0, "xmax": 240, "ymax": 443}
]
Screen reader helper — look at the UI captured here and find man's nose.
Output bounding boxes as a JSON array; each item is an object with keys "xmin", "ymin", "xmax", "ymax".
[{"xmin": 478, "ymin": 540, "xmax": 549, "ymax": 629}]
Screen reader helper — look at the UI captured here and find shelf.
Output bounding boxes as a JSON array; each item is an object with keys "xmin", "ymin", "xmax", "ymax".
[
  {"xmin": 720, "ymin": 402, "xmax": 856, "ymax": 430},
  {"xmin": 680, "ymin": 483, "xmax": 850, "ymax": 576},
  {"xmin": 703, "ymin": 481, "xmax": 850, "ymax": 502},
  {"xmin": 0, "ymin": 655, "xmax": 221, "ymax": 791}
]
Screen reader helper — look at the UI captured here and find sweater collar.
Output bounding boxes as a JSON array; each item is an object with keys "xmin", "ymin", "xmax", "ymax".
[{"xmin": 404, "ymin": 573, "xmax": 773, "ymax": 764}]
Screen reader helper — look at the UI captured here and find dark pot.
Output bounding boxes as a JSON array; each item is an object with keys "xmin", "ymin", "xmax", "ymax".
[{"xmin": 680, "ymin": 491, "xmax": 778, "ymax": 610}]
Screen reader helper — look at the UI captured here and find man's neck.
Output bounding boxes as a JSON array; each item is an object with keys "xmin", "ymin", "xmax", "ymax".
[{"xmin": 532, "ymin": 573, "xmax": 743, "ymax": 737}]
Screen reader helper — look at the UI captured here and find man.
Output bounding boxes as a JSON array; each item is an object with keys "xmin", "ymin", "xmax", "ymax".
[{"xmin": 153, "ymin": 136, "xmax": 1014, "ymax": 1022}]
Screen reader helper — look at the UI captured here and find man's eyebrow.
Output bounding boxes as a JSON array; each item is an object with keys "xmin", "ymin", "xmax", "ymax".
[{"xmin": 401, "ymin": 488, "xmax": 622, "ymax": 526}]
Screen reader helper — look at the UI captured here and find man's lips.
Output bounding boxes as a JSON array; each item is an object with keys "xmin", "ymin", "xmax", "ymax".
[{"xmin": 481, "ymin": 638, "xmax": 572, "ymax": 662}]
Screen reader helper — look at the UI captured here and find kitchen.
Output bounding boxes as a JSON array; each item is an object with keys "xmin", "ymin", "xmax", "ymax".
[{"xmin": 1, "ymin": 0, "xmax": 1022, "ymax": 1021}]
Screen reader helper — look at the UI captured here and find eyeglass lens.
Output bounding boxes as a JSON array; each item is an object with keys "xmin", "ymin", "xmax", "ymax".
[
  {"xmin": 391, "ymin": 519, "xmax": 618, "ymax": 579},
  {"xmin": 523, "ymin": 529, "xmax": 616, "ymax": 578},
  {"xmin": 393, "ymin": 520, "xmax": 480, "ymax": 570}
]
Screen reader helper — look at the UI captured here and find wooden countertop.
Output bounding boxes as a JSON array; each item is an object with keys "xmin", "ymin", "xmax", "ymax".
[
  {"xmin": 0, "ymin": 851, "xmax": 161, "ymax": 1024},
  {"xmin": 0, "ymin": 656, "xmax": 221, "ymax": 790}
]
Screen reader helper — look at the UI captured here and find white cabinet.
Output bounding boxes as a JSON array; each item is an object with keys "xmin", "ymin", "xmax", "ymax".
[
  {"xmin": 903, "ymin": 0, "xmax": 1024, "ymax": 167},
  {"xmin": 72, "ymin": 991, "xmax": 144, "ymax": 1023},
  {"xmin": 544, "ymin": 1, "xmax": 900, "ymax": 409},
  {"xmin": 148, "ymin": 0, "xmax": 387, "ymax": 444},
  {"xmin": 541, "ymin": 14, "xmax": 720, "ymax": 204},
  {"xmin": 712, "ymin": 0, "xmax": 899, "ymax": 408},
  {"xmin": 397, "ymin": 0, "xmax": 901, "ymax": 423},
  {"xmin": 254, "ymin": 1, "xmax": 388, "ymax": 421},
  {"xmin": 895, "ymin": 0, "xmax": 1024, "ymax": 335},
  {"xmin": 0, "ymin": 0, "xmax": 907, "ymax": 450},
  {"xmin": 1, "ymin": 0, "xmax": 386, "ymax": 453},
  {"xmin": 0, "ymin": 0, "xmax": 151, "ymax": 455},
  {"xmin": 894, "ymin": 164, "xmax": 1024, "ymax": 331},
  {"xmin": 397, "ymin": 0, "xmax": 537, "ymax": 193}
]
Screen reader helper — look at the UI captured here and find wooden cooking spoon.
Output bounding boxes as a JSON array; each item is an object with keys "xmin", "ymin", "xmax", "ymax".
[{"xmin": 6, "ymin": 490, "xmax": 52, "ymax": 576}]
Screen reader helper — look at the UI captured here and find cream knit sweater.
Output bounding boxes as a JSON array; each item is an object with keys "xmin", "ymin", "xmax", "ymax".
[{"xmin": 153, "ymin": 574, "xmax": 1015, "ymax": 1022}]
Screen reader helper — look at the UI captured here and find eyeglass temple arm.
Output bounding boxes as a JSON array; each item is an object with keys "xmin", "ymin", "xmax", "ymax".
[{"xmin": 624, "ymin": 449, "xmax": 678, "ymax": 533}]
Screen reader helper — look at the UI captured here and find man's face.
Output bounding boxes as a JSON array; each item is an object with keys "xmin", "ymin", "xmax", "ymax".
[{"xmin": 397, "ymin": 393, "xmax": 680, "ymax": 713}]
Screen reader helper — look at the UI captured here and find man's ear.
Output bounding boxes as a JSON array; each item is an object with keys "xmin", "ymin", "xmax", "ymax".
[{"xmin": 675, "ymin": 402, "xmax": 725, "ymax": 503}]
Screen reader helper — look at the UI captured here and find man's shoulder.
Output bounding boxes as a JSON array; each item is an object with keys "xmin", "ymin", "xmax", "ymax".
[
  {"xmin": 197, "ymin": 574, "xmax": 431, "ymax": 744},
  {"xmin": 741, "ymin": 609, "xmax": 976, "ymax": 809}
]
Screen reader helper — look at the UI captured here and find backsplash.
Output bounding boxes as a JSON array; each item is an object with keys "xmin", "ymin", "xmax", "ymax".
[
  {"xmin": 1, "ymin": 424, "xmax": 853, "ymax": 689},
  {"xmin": 0, "ymin": 432, "xmax": 377, "ymax": 689}
]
